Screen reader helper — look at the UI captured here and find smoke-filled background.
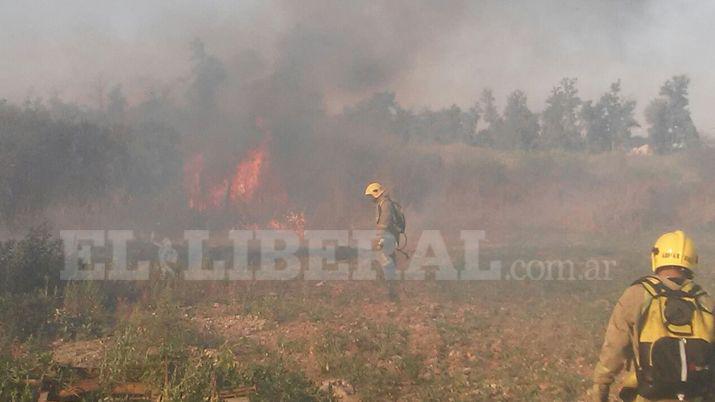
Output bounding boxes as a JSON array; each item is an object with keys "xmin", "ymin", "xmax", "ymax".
[
  {"xmin": 3, "ymin": 0, "xmax": 715, "ymax": 125},
  {"xmin": 1, "ymin": 0, "xmax": 715, "ymax": 246},
  {"xmin": 5, "ymin": 3, "xmax": 715, "ymax": 400}
]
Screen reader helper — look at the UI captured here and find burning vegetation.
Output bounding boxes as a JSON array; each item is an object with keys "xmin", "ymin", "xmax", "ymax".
[
  {"xmin": 183, "ymin": 119, "xmax": 305, "ymax": 233},
  {"xmin": 3, "ymin": 1, "xmax": 715, "ymax": 401},
  {"xmin": 184, "ymin": 123, "xmax": 269, "ymax": 212}
]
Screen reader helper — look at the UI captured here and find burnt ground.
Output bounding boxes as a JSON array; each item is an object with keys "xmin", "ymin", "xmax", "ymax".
[{"xmin": 44, "ymin": 243, "xmax": 689, "ymax": 401}]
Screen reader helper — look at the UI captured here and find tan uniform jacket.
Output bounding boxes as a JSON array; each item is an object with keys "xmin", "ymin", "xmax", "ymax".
[{"xmin": 593, "ymin": 276, "xmax": 715, "ymax": 387}]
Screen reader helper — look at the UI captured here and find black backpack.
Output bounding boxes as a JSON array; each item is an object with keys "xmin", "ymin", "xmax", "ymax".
[
  {"xmin": 390, "ymin": 200, "xmax": 406, "ymax": 236},
  {"xmin": 632, "ymin": 276, "xmax": 715, "ymax": 400}
]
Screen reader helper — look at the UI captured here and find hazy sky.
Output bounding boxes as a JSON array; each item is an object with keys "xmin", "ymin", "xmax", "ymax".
[{"xmin": 1, "ymin": 0, "xmax": 714, "ymax": 134}]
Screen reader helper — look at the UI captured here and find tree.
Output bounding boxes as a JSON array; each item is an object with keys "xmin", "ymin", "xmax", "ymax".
[
  {"xmin": 581, "ymin": 80, "xmax": 639, "ymax": 152},
  {"xmin": 500, "ymin": 90, "xmax": 539, "ymax": 150},
  {"xmin": 344, "ymin": 92, "xmax": 478, "ymax": 144},
  {"xmin": 343, "ymin": 91, "xmax": 404, "ymax": 136},
  {"xmin": 186, "ymin": 39, "xmax": 227, "ymax": 118},
  {"xmin": 107, "ymin": 84, "xmax": 128, "ymax": 123},
  {"xmin": 0, "ymin": 100, "xmax": 135, "ymax": 220},
  {"xmin": 645, "ymin": 75, "xmax": 699, "ymax": 153},
  {"xmin": 475, "ymin": 89, "xmax": 502, "ymax": 146},
  {"xmin": 414, "ymin": 105, "xmax": 477, "ymax": 144},
  {"xmin": 541, "ymin": 78, "xmax": 582, "ymax": 150}
]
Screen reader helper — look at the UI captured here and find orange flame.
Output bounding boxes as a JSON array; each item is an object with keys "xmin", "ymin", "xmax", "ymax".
[
  {"xmin": 184, "ymin": 153, "xmax": 231, "ymax": 211},
  {"xmin": 184, "ymin": 153, "xmax": 203, "ymax": 210},
  {"xmin": 183, "ymin": 117, "xmax": 306, "ymax": 233},
  {"xmin": 229, "ymin": 140, "xmax": 268, "ymax": 202},
  {"xmin": 268, "ymin": 211, "xmax": 306, "ymax": 235},
  {"xmin": 184, "ymin": 127, "xmax": 270, "ymax": 211}
]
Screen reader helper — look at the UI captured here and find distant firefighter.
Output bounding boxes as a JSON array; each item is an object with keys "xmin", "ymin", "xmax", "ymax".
[
  {"xmin": 364, "ymin": 182, "xmax": 406, "ymax": 300},
  {"xmin": 592, "ymin": 231, "xmax": 715, "ymax": 402}
]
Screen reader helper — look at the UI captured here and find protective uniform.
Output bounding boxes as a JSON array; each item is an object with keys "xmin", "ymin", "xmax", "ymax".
[
  {"xmin": 593, "ymin": 277, "xmax": 715, "ymax": 401},
  {"xmin": 593, "ymin": 231, "xmax": 714, "ymax": 402},
  {"xmin": 375, "ymin": 194, "xmax": 398, "ymax": 282},
  {"xmin": 376, "ymin": 194, "xmax": 400, "ymax": 242},
  {"xmin": 365, "ymin": 182, "xmax": 399, "ymax": 298}
]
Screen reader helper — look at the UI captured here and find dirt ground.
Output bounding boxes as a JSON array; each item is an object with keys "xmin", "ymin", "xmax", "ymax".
[{"xmin": 42, "ymin": 243, "xmax": 715, "ymax": 401}]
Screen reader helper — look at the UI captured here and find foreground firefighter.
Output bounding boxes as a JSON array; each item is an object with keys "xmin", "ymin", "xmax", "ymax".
[
  {"xmin": 593, "ymin": 230, "xmax": 715, "ymax": 402},
  {"xmin": 364, "ymin": 182, "xmax": 406, "ymax": 300}
]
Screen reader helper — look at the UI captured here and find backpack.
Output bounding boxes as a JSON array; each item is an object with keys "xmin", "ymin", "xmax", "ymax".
[
  {"xmin": 390, "ymin": 200, "xmax": 406, "ymax": 236},
  {"xmin": 632, "ymin": 276, "xmax": 715, "ymax": 400}
]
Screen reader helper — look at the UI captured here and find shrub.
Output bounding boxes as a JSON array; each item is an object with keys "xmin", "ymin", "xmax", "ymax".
[
  {"xmin": 0, "ymin": 225, "xmax": 63, "ymax": 296},
  {"xmin": 239, "ymin": 359, "xmax": 331, "ymax": 402},
  {"xmin": 54, "ymin": 282, "xmax": 111, "ymax": 340},
  {"xmin": 0, "ymin": 340, "xmax": 54, "ymax": 401}
]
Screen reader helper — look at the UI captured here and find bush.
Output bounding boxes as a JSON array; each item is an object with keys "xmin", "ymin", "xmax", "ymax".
[
  {"xmin": 96, "ymin": 284, "xmax": 329, "ymax": 401},
  {"xmin": 0, "ymin": 292, "xmax": 58, "ymax": 341},
  {"xmin": 54, "ymin": 282, "xmax": 111, "ymax": 340},
  {"xmin": 0, "ymin": 340, "xmax": 54, "ymax": 401},
  {"xmin": 0, "ymin": 225, "xmax": 63, "ymax": 295},
  {"xmin": 239, "ymin": 359, "xmax": 332, "ymax": 402}
]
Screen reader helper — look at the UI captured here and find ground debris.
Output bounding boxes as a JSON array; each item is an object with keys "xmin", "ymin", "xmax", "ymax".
[{"xmin": 319, "ymin": 379, "xmax": 356, "ymax": 400}]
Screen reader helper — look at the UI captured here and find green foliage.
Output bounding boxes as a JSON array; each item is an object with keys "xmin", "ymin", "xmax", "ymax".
[
  {"xmin": 581, "ymin": 80, "xmax": 639, "ymax": 152},
  {"xmin": 0, "ymin": 103, "xmax": 128, "ymax": 221},
  {"xmin": 0, "ymin": 226, "xmax": 64, "ymax": 340},
  {"xmin": 242, "ymin": 293, "xmax": 302, "ymax": 324},
  {"xmin": 475, "ymin": 89, "xmax": 502, "ymax": 146},
  {"xmin": 481, "ymin": 89, "xmax": 501, "ymax": 128},
  {"xmin": 122, "ymin": 121, "xmax": 182, "ymax": 195},
  {"xmin": 0, "ymin": 340, "xmax": 54, "ymax": 402},
  {"xmin": 241, "ymin": 359, "xmax": 331, "ymax": 402},
  {"xmin": 500, "ymin": 90, "xmax": 539, "ymax": 150},
  {"xmin": 97, "ymin": 284, "xmax": 331, "ymax": 401},
  {"xmin": 315, "ymin": 322, "xmax": 423, "ymax": 400},
  {"xmin": 344, "ymin": 92, "xmax": 403, "ymax": 134},
  {"xmin": 99, "ymin": 285, "xmax": 220, "ymax": 398},
  {"xmin": 646, "ymin": 75, "xmax": 700, "ymax": 153},
  {"xmin": 541, "ymin": 78, "xmax": 583, "ymax": 150},
  {"xmin": 344, "ymin": 91, "xmax": 478, "ymax": 144},
  {"xmin": 0, "ymin": 292, "xmax": 56, "ymax": 341},
  {"xmin": 0, "ymin": 225, "xmax": 63, "ymax": 295},
  {"xmin": 0, "ymin": 99, "xmax": 182, "ymax": 223},
  {"xmin": 416, "ymin": 105, "xmax": 478, "ymax": 144},
  {"xmin": 54, "ymin": 282, "xmax": 111, "ymax": 340}
]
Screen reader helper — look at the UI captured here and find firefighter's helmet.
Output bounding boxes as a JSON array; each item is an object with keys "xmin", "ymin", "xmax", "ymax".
[
  {"xmin": 651, "ymin": 230, "xmax": 698, "ymax": 272},
  {"xmin": 364, "ymin": 182, "xmax": 385, "ymax": 199}
]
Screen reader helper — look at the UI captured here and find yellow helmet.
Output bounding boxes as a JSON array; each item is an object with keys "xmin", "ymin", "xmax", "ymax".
[
  {"xmin": 364, "ymin": 182, "xmax": 385, "ymax": 199},
  {"xmin": 651, "ymin": 230, "xmax": 698, "ymax": 272}
]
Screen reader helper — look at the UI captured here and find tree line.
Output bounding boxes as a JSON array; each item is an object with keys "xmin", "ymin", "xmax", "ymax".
[
  {"xmin": 345, "ymin": 75, "xmax": 700, "ymax": 154},
  {"xmin": 0, "ymin": 67, "xmax": 703, "ymax": 223}
]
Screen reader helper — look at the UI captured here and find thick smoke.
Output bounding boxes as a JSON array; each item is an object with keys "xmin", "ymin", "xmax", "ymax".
[
  {"xmin": 2, "ymin": 0, "xmax": 715, "ymax": 244},
  {"xmin": 2, "ymin": 1, "xmax": 714, "ymax": 131}
]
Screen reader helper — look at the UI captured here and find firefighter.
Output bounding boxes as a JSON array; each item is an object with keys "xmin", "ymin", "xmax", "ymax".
[
  {"xmin": 364, "ymin": 182, "xmax": 404, "ymax": 300},
  {"xmin": 592, "ymin": 230, "xmax": 715, "ymax": 402}
]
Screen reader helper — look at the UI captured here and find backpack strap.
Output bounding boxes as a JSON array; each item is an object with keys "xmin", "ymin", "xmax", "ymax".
[
  {"xmin": 632, "ymin": 276, "xmax": 669, "ymax": 298},
  {"xmin": 630, "ymin": 276, "xmax": 706, "ymax": 298},
  {"xmin": 681, "ymin": 281, "xmax": 707, "ymax": 298},
  {"xmin": 630, "ymin": 276, "xmax": 661, "ymax": 369},
  {"xmin": 681, "ymin": 282, "xmax": 713, "ymax": 314},
  {"xmin": 632, "ymin": 277, "xmax": 659, "ymax": 333}
]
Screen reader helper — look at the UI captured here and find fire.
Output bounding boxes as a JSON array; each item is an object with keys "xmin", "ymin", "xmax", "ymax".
[
  {"xmin": 268, "ymin": 211, "xmax": 306, "ymax": 235},
  {"xmin": 185, "ymin": 131, "xmax": 269, "ymax": 212},
  {"xmin": 184, "ymin": 117, "xmax": 305, "ymax": 232},
  {"xmin": 229, "ymin": 140, "xmax": 267, "ymax": 202},
  {"xmin": 184, "ymin": 153, "xmax": 229, "ymax": 211}
]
